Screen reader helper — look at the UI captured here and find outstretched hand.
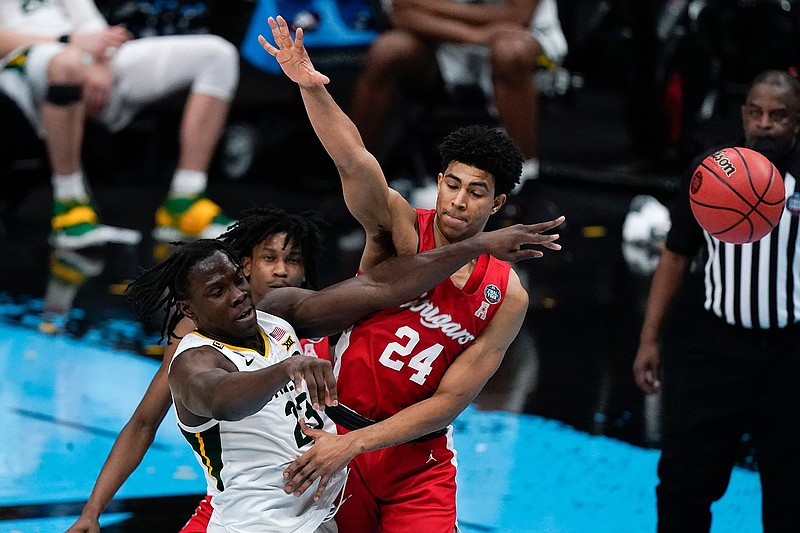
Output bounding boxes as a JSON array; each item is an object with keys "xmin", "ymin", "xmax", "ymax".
[
  {"xmin": 283, "ymin": 419, "xmax": 354, "ymax": 501},
  {"xmin": 483, "ymin": 216, "xmax": 566, "ymax": 262},
  {"xmin": 258, "ymin": 15, "xmax": 330, "ymax": 86}
]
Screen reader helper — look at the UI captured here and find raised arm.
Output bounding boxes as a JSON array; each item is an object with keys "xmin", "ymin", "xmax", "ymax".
[
  {"xmin": 258, "ymin": 16, "xmax": 416, "ymax": 265},
  {"xmin": 66, "ymin": 317, "xmax": 194, "ymax": 533},
  {"xmin": 282, "ymin": 270, "xmax": 530, "ymax": 499},
  {"xmin": 259, "ymin": 217, "xmax": 564, "ymax": 339}
]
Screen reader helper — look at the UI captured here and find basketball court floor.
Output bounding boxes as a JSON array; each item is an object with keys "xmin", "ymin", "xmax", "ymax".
[{"xmin": 0, "ymin": 82, "xmax": 761, "ymax": 532}]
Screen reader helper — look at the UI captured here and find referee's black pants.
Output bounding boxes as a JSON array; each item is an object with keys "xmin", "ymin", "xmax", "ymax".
[{"xmin": 656, "ymin": 311, "xmax": 800, "ymax": 533}]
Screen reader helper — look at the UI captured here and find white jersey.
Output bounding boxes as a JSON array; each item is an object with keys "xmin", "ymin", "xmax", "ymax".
[
  {"xmin": 0, "ymin": 0, "xmax": 108, "ymax": 36},
  {"xmin": 170, "ymin": 311, "xmax": 346, "ymax": 533}
]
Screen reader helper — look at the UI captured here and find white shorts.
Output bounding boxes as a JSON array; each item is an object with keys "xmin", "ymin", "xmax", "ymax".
[
  {"xmin": 435, "ymin": 0, "xmax": 568, "ymax": 94},
  {"xmin": 0, "ymin": 34, "xmax": 238, "ymax": 135}
]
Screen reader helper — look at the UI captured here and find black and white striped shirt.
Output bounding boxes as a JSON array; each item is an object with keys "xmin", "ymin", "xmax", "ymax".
[{"xmin": 667, "ymin": 145, "xmax": 800, "ymax": 330}]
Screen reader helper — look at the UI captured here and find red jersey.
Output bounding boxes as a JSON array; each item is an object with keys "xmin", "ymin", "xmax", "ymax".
[
  {"xmin": 300, "ymin": 336, "xmax": 330, "ymax": 360},
  {"xmin": 334, "ymin": 208, "xmax": 511, "ymax": 421}
]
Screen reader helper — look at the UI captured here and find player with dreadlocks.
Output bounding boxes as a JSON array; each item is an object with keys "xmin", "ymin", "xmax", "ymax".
[
  {"xmin": 68, "ymin": 206, "xmax": 331, "ymax": 533},
  {"xmin": 68, "ymin": 211, "xmax": 563, "ymax": 532}
]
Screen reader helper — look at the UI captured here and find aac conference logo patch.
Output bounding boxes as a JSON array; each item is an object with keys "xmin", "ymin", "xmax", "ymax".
[
  {"xmin": 484, "ymin": 284, "xmax": 502, "ymax": 305},
  {"xmin": 787, "ymin": 192, "xmax": 800, "ymax": 216}
]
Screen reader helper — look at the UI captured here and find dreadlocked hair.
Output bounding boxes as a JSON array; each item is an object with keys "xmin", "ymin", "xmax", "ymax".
[
  {"xmin": 219, "ymin": 206, "xmax": 328, "ymax": 290},
  {"xmin": 439, "ymin": 124, "xmax": 524, "ymax": 196},
  {"xmin": 125, "ymin": 239, "xmax": 240, "ymax": 342}
]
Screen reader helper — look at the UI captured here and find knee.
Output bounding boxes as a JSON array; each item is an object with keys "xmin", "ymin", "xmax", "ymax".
[
  {"xmin": 47, "ymin": 47, "xmax": 88, "ymax": 84},
  {"xmin": 207, "ymin": 36, "xmax": 240, "ymax": 71},
  {"xmin": 362, "ymin": 30, "xmax": 426, "ymax": 77},
  {"xmin": 490, "ymin": 36, "xmax": 539, "ymax": 81},
  {"xmin": 195, "ymin": 36, "xmax": 239, "ymax": 100}
]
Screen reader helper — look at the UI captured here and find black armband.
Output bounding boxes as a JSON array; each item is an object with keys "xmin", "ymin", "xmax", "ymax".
[{"xmin": 46, "ymin": 84, "xmax": 82, "ymax": 105}]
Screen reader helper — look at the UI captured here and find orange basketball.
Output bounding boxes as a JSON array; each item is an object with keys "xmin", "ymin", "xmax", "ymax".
[{"xmin": 689, "ymin": 147, "xmax": 785, "ymax": 244}]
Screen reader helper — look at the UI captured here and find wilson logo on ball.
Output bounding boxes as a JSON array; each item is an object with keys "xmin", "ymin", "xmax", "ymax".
[{"xmin": 710, "ymin": 149, "xmax": 736, "ymax": 177}]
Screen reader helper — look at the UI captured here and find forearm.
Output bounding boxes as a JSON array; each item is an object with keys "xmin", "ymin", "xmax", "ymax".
[
  {"xmin": 640, "ymin": 249, "xmax": 691, "ymax": 343},
  {"xmin": 185, "ymin": 362, "xmax": 293, "ymax": 421},
  {"xmin": 79, "ymin": 420, "xmax": 159, "ymax": 518},
  {"xmin": 346, "ymin": 393, "xmax": 466, "ymax": 454},
  {"xmin": 292, "ymin": 234, "xmax": 489, "ymax": 337},
  {"xmin": 0, "ymin": 29, "xmax": 60, "ymax": 56}
]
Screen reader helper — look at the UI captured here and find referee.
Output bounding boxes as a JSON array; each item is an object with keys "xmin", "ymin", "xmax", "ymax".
[{"xmin": 633, "ymin": 69, "xmax": 800, "ymax": 532}]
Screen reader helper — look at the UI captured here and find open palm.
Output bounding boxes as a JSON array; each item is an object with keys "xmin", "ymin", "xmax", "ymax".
[{"xmin": 258, "ymin": 15, "xmax": 330, "ymax": 86}]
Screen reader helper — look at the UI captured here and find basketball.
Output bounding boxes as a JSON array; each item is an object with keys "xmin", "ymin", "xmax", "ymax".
[{"xmin": 689, "ymin": 147, "xmax": 785, "ymax": 244}]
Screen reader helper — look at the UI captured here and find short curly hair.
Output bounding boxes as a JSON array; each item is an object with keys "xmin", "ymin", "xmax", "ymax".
[{"xmin": 439, "ymin": 125, "xmax": 523, "ymax": 196}]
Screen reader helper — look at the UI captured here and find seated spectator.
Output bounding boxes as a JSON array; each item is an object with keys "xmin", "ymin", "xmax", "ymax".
[
  {"xmin": 0, "ymin": 0, "xmax": 239, "ymax": 249},
  {"xmin": 350, "ymin": 0, "xmax": 567, "ymax": 192}
]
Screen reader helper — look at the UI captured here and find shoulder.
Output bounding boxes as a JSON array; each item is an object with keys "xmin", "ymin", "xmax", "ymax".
[
  {"xmin": 256, "ymin": 310, "xmax": 297, "ymax": 336},
  {"xmin": 257, "ymin": 310, "xmax": 300, "ymax": 350},
  {"xmin": 503, "ymin": 268, "xmax": 528, "ymax": 309}
]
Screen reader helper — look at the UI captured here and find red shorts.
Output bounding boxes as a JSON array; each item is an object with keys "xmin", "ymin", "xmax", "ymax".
[
  {"xmin": 180, "ymin": 495, "xmax": 213, "ymax": 533},
  {"xmin": 335, "ymin": 427, "xmax": 457, "ymax": 533}
]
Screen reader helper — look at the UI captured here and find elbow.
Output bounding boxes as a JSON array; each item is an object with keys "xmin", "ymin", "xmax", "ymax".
[{"xmin": 208, "ymin": 401, "xmax": 250, "ymax": 422}]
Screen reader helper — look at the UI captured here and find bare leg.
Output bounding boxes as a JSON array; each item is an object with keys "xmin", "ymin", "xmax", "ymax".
[
  {"xmin": 41, "ymin": 47, "xmax": 87, "ymax": 176},
  {"xmin": 490, "ymin": 35, "xmax": 542, "ymax": 161},
  {"xmin": 350, "ymin": 30, "xmax": 433, "ymax": 156},
  {"xmin": 176, "ymin": 92, "xmax": 230, "ymax": 172}
]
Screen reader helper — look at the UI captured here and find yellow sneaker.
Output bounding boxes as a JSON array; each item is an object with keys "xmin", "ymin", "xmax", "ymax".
[{"xmin": 153, "ymin": 196, "xmax": 233, "ymax": 242}]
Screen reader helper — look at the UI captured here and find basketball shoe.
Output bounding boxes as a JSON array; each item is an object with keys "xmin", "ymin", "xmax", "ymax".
[
  {"xmin": 50, "ymin": 198, "xmax": 109, "ymax": 249},
  {"xmin": 153, "ymin": 195, "xmax": 233, "ymax": 242},
  {"xmin": 50, "ymin": 198, "xmax": 142, "ymax": 249}
]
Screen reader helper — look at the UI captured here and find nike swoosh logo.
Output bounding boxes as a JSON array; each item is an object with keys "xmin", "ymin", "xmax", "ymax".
[{"xmin": 245, "ymin": 357, "xmax": 254, "ymax": 366}]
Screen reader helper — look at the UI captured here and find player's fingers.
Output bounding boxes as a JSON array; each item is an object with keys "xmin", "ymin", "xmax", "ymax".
[
  {"xmin": 529, "ymin": 215, "xmax": 566, "ymax": 233},
  {"xmin": 283, "ymin": 457, "xmax": 304, "ymax": 482},
  {"xmin": 299, "ymin": 419, "xmax": 327, "ymax": 440},
  {"xmin": 292, "ymin": 472, "xmax": 319, "ymax": 497},
  {"xmin": 305, "ymin": 371, "xmax": 322, "ymax": 409},
  {"xmin": 312, "ymin": 475, "xmax": 330, "ymax": 502},
  {"xmin": 528, "ymin": 232, "xmax": 559, "ymax": 244},
  {"xmin": 295, "ymin": 26, "xmax": 305, "ymax": 48},
  {"xmin": 539, "ymin": 240, "xmax": 562, "ymax": 250},
  {"xmin": 511, "ymin": 249, "xmax": 543, "ymax": 261},
  {"xmin": 268, "ymin": 17, "xmax": 282, "ymax": 45},
  {"xmin": 276, "ymin": 15, "xmax": 292, "ymax": 46},
  {"xmin": 286, "ymin": 460, "xmax": 318, "ymax": 494},
  {"xmin": 257, "ymin": 34, "xmax": 278, "ymax": 56},
  {"xmin": 293, "ymin": 374, "xmax": 304, "ymax": 395},
  {"xmin": 312, "ymin": 365, "xmax": 329, "ymax": 409},
  {"xmin": 323, "ymin": 365, "xmax": 337, "ymax": 406}
]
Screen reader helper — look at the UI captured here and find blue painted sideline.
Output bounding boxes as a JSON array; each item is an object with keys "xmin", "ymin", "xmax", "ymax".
[{"xmin": 0, "ymin": 321, "xmax": 760, "ymax": 532}]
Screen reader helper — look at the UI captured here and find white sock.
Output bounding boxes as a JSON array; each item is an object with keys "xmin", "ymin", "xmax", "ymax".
[
  {"xmin": 169, "ymin": 169, "xmax": 207, "ymax": 198},
  {"xmin": 52, "ymin": 171, "xmax": 88, "ymax": 200}
]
